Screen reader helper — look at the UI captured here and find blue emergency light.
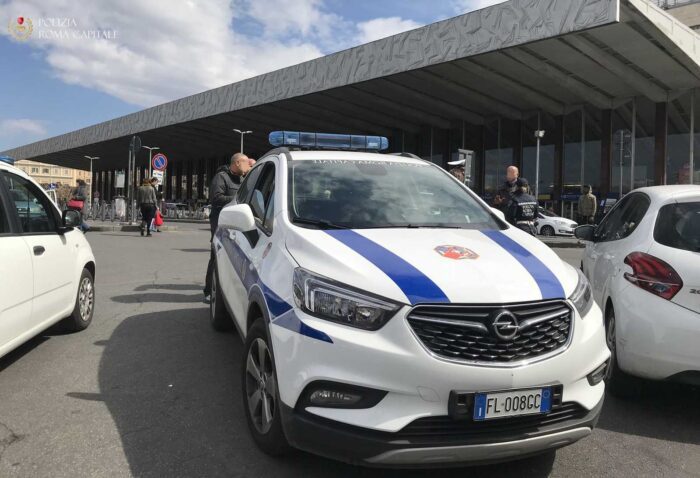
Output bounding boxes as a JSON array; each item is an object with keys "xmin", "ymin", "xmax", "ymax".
[
  {"xmin": 0, "ymin": 156, "xmax": 15, "ymax": 166},
  {"xmin": 269, "ymin": 131, "xmax": 389, "ymax": 151}
]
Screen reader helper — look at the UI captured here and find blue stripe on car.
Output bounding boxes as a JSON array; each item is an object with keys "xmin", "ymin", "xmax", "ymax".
[
  {"xmin": 324, "ymin": 229, "xmax": 449, "ymax": 305},
  {"xmin": 480, "ymin": 230, "xmax": 565, "ymax": 300},
  {"xmin": 216, "ymin": 228, "xmax": 332, "ymax": 343}
]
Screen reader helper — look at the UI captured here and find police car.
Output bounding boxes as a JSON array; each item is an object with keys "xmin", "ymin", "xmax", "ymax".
[{"xmin": 210, "ymin": 132, "xmax": 609, "ymax": 466}]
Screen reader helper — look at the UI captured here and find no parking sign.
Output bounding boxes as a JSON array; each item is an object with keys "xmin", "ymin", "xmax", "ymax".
[{"xmin": 152, "ymin": 153, "xmax": 168, "ymax": 171}]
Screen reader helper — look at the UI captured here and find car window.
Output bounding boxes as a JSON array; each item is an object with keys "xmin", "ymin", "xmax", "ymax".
[
  {"xmin": 249, "ymin": 164, "xmax": 275, "ymax": 233},
  {"xmin": 596, "ymin": 193, "xmax": 649, "ymax": 242},
  {"xmin": 236, "ymin": 163, "xmax": 264, "ymax": 204},
  {"xmin": 0, "ymin": 184, "xmax": 10, "ymax": 234},
  {"xmin": 1, "ymin": 172, "xmax": 57, "ymax": 233},
  {"xmin": 654, "ymin": 202, "xmax": 700, "ymax": 253}
]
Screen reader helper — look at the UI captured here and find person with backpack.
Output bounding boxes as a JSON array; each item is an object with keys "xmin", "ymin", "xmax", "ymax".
[
  {"xmin": 136, "ymin": 178, "xmax": 157, "ymax": 237},
  {"xmin": 505, "ymin": 178, "xmax": 538, "ymax": 235}
]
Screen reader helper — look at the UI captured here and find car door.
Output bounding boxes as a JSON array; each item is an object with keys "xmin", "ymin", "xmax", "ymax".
[
  {"xmin": 224, "ymin": 161, "xmax": 277, "ymax": 324},
  {"xmin": 588, "ymin": 193, "xmax": 651, "ymax": 304},
  {"xmin": 216, "ymin": 163, "xmax": 265, "ymax": 323},
  {"xmin": 1, "ymin": 172, "xmax": 75, "ymax": 328},
  {"xmin": 0, "ymin": 177, "xmax": 34, "ymax": 355}
]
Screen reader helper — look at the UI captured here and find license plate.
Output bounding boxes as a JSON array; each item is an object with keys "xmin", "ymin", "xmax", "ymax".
[{"xmin": 473, "ymin": 387, "xmax": 552, "ymax": 420}]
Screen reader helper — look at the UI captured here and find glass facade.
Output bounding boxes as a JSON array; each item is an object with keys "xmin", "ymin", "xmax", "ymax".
[{"xmin": 668, "ymin": 91, "xmax": 693, "ymax": 185}]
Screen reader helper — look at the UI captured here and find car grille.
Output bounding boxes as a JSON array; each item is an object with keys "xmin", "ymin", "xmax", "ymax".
[
  {"xmin": 396, "ymin": 402, "xmax": 587, "ymax": 439},
  {"xmin": 407, "ymin": 301, "xmax": 573, "ymax": 364}
]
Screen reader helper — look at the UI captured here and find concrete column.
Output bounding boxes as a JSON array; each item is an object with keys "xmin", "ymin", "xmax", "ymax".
[
  {"xmin": 175, "ymin": 162, "xmax": 182, "ymax": 201},
  {"xmin": 553, "ymin": 115, "xmax": 565, "ymax": 211},
  {"xmin": 186, "ymin": 160, "xmax": 193, "ymax": 200},
  {"xmin": 654, "ymin": 102, "xmax": 668, "ymax": 186},
  {"xmin": 197, "ymin": 158, "xmax": 205, "ymax": 200},
  {"xmin": 514, "ymin": 120, "xmax": 523, "ymax": 171},
  {"xmin": 600, "ymin": 109, "xmax": 613, "ymax": 198}
]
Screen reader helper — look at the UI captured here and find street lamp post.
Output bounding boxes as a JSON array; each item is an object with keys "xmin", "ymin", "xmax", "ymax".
[
  {"xmin": 142, "ymin": 146, "xmax": 160, "ymax": 178},
  {"xmin": 533, "ymin": 130, "xmax": 546, "ymax": 201},
  {"xmin": 233, "ymin": 129, "xmax": 252, "ymax": 154},
  {"xmin": 84, "ymin": 155, "xmax": 99, "ymax": 210}
]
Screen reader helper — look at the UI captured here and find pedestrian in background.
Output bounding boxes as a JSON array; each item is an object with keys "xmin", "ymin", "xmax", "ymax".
[
  {"xmin": 137, "ymin": 178, "xmax": 157, "ymax": 237},
  {"xmin": 578, "ymin": 185, "xmax": 597, "ymax": 225},
  {"xmin": 203, "ymin": 152, "xmax": 253, "ymax": 301},
  {"xmin": 68, "ymin": 179, "xmax": 90, "ymax": 233},
  {"xmin": 149, "ymin": 177, "xmax": 163, "ymax": 233},
  {"xmin": 447, "ymin": 158, "xmax": 466, "ymax": 183}
]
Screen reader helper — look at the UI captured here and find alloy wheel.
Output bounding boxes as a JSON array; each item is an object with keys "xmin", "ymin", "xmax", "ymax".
[
  {"xmin": 245, "ymin": 338, "xmax": 277, "ymax": 434},
  {"xmin": 78, "ymin": 277, "xmax": 94, "ymax": 321}
]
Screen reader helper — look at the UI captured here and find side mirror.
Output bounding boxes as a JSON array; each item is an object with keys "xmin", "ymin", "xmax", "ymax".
[
  {"xmin": 574, "ymin": 224, "xmax": 596, "ymax": 242},
  {"xmin": 491, "ymin": 207, "xmax": 506, "ymax": 222},
  {"xmin": 219, "ymin": 203, "xmax": 256, "ymax": 232},
  {"xmin": 59, "ymin": 209, "xmax": 81, "ymax": 234}
]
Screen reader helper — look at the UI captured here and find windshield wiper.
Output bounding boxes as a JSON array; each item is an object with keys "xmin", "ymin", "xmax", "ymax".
[{"xmin": 291, "ymin": 217, "xmax": 349, "ymax": 230}]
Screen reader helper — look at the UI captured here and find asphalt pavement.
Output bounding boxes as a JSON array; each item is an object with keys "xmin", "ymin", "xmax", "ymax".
[{"xmin": 0, "ymin": 224, "xmax": 698, "ymax": 477}]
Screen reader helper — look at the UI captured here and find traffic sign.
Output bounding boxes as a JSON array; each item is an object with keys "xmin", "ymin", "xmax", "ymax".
[
  {"xmin": 152, "ymin": 153, "xmax": 168, "ymax": 171},
  {"xmin": 152, "ymin": 169, "xmax": 164, "ymax": 182}
]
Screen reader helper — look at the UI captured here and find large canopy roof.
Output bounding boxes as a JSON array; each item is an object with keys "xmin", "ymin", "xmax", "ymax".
[{"xmin": 3, "ymin": 0, "xmax": 700, "ymax": 171}]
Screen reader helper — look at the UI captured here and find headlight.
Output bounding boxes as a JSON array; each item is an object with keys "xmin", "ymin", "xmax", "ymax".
[
  {"xmin": 569, "ymin": 269, "xmax": 594, "ymax": 317},
  {"xmin": 293, "ymin": 268, "xmax": 401, "ymax": 330}
]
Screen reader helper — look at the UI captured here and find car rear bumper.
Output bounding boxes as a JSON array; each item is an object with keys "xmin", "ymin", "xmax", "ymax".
[
  {"xmin": 280, "ymin": 398, "xmax": 602, "ymax": 467},
  {"xmin": 616, "ymin": 285, "xmax": 700, "ymax": 380}
]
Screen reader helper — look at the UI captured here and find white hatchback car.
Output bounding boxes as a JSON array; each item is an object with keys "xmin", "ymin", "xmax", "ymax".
[
  {"xmin": 211, "ymin": 132, "xmax": 609, "ymax": 467},
  {"xmin": 576, "ymin": 185, "xmax": 700, "ymax": 394},
  {"xmin": 0, "ymin": 160, "xmax": 96, "ymax": 360},
  {"xmin": 536, "ymin": 208, "xmax": 577, "ymax": 237}
]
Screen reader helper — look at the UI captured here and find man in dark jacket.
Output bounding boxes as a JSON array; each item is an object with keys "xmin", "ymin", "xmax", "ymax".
[
  {"xmin": 493, "ymin": 165, "xmax": 519, "ymax": 211},
  {"xmin": 204, "ymin": 153, "xmax": 253, "ymax": 300},
  {"xmin": 505, "ymin": 178, "xmax": 538, "ymax": 235}
]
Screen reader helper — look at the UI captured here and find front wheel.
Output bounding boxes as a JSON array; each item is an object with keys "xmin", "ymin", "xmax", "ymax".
[
  {"xmin": 242, "ymin": 318, "xmax": 290, "ymax": 456},
  {"xmin": 540, "ymin": 225, "xmax": 555, "ymax": 237},
  {"xmin": 62, "ymin": 268, "xmax": 94, "ymax": 332}
]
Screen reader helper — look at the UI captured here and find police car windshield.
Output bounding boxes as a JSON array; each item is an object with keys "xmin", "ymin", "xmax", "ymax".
[{"xmin": 288, "ymin": 159, "xmax": 503, "ymax": 230}]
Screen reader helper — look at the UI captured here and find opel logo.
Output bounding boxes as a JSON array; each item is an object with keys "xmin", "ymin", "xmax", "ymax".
[{"xmin": 491, "ymin": 310, "xmax": 519, "ymax": 341}]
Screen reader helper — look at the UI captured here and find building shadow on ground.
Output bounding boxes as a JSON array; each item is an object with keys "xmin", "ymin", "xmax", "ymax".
[
  {"xmin": 78, "ymin": 307, "xmax": 556, "ymax": 478},
  {"xmin": 133, "ymin": 284, "xmax": 202, "ymax": 292},
  {"xmin": 597, "ymin": 381, "xmax": 700, "ymax": 445}
]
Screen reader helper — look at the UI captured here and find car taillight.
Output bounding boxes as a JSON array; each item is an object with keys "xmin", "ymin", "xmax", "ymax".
[{"xmin": 623, "ymin": 252, "xmax": 683, "ymax": 300}]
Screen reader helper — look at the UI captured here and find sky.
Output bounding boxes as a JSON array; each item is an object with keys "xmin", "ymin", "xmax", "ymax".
[{"xmin": 0, "ymin": 0, "xmax": 503, "ymax": 151}]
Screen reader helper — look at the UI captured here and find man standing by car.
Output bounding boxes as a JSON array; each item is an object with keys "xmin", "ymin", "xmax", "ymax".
[
  {"xmin": 578, "ymin": 185, "xmax": 597, "ymax": 225},
  {"xmin": 203, "ymin": 153, "xmax": 253, "ymax": 301},
  {"xmin": 493, "ymin": 165, "xmax": 520, "ymax": 211},
  {"xmin": 505, "ymin": 178, "xmax": 538, "ymax": 235}
]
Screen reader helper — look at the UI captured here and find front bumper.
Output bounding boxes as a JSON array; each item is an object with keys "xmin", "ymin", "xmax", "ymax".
[{"xmin": 280, "ymin": 398, "xmax": 603, "ymax": 467}]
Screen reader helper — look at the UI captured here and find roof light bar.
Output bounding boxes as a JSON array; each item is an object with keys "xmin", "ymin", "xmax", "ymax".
[
  {"xmin": 0, "ymin": 156, "xmax": 15, "ymax": 165},
  {"xmin": 269, "ymin": 131, "xmax": 388, "ymax": 151}
]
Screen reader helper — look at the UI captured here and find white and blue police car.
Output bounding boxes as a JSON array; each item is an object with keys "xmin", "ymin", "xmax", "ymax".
[{"xmin": 210, "ymin": 131, "xmax": 609, "ymax": 467}]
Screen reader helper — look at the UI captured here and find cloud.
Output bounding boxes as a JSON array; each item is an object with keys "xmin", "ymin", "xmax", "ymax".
[
  {"xmin": 0, "ymin": 0, "xmax": 428, "ymax": 109},
  {"xmin": 0, "ymin": 119, "xmax": 47, "ymax": 136},
  {"xmin": 355, "ymin": 17, "xmax": 422, "ymax": 44},
  {"xmin": 452, "ymin": 0, "xmax": 505, "ymax": 14},
  {"xmin": 1, "ymin": 0, "xmax": 326, "ymax": 107}
]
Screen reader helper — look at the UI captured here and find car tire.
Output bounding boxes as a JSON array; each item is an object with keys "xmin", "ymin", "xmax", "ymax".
[
  {"xmin": 540, "ymin": 225, "xmax": 555, "ymax": 237},
  {"xmin": 242, "ymin": 317, "xmax": 291, "ymax": 456},
  {"xmin": 210, "ymin": 264, "xmax": 234, "ymax": 332},
  {"xmin": 62, "ymin": 268, "xmax": 94, "ymax": 332},
  {"xmin": 605, "ymin": 304, "xmax": 642, "ymax": 398}
]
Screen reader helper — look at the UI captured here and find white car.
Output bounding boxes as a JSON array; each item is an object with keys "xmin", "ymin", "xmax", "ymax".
[
  {"xmin": 0, "ymin": 160, "xmax": 96, "ymax": 360},
  {"xmin": 210, "ymin": 131, "xmax": 609, "ymax": 467},
  {"xmin": 536, "ymin": 209, "xmax": 577, "ymax": 237},
  {"xmin": 576, "ymin": 185, "xmax": 700, "ymax": 394}
]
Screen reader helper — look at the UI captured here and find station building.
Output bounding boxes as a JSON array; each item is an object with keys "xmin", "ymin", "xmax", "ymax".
[{"xmin": 3, "ymin": 0, "xmax": 700, "ymax": 216}]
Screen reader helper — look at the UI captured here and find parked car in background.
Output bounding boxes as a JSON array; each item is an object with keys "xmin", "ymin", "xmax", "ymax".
[
  {"xmin": 0, "ymin": 160, "xmax": 96, "ymax": 360},
  {"xmin": 576, "ymin": 185, "xmax": 700, "ymax": 395},
  {"xmin": 536, "ymin": 208, "xmax": 577, "ymax": 237}
]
